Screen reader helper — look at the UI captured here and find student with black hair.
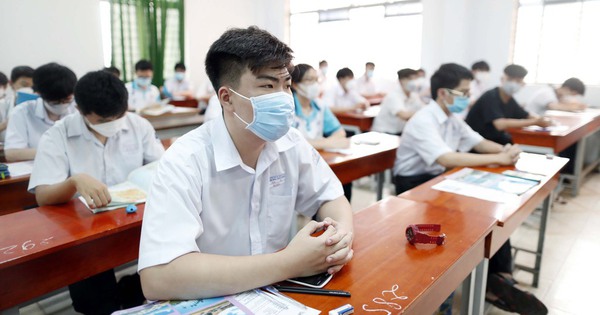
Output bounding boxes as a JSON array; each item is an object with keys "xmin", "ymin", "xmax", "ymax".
[
  {"xmin": 526, "ymin": 77, "xmax": 587, "ymax": 115},
  {"xmin": 5, "ymin": 63, "xmax": 77, "ymax": 162},
  {"xmin": 162, "ymin": 62, "xmax": 194, "ymax": 100},
  {"xmin": 356, "ymin": 61, "xmax": 383, "ymax": 98},
  {"xmin": 28, "ymin": 70, "xmax": 164, "ymax": 314},
  {"xmin": 372, "ymin": 68, "xmax": 425, "ymax": 135},
  {"xmin": 138, "ymin": 26, "xmax": 353, "ymax": 300},
  {"xmin": 0, "ymin": 66, "xmax": 35, "ymax": 140},
  {"xmin": 103, "ymin": 66, "xmax": 121, "ymax": 78},
  {"xmin": 0, "ymin": 71, "xmax": 9, "ymax": 141},
  {"xmin": 125, "ymin": 59, "xmax": 161, "ymax": 111},
  {"xmin": 466, "ymin": 64, "xmax": 551, "ymax": 145},
  {"xmin": 469, "ymin": 60, "xmax": 493, "ymax": 108},
  {"xmin": 323, "ymin": 67, "xmax": 369, "ymax": 113},
  {"xmin": 317, "ymin": 60, "xmax": 331, "ymax": 96},
  {"xmin": 393, "ymin": 63, "xmax": 547, "ymax": 315}
]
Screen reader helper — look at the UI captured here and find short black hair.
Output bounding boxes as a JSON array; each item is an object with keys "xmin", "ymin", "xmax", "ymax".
[
  {"xmin": 471, "ymin": 61, "xmax": 490, "ymax": 72},
  {"xmin": 504, "ymin": 64, "xmax": 528, "ymax": 79},
  {"xmin": 430, "ymin": 63, "xmax": 473, "ymax": 100},
  {"xmin": 205, "ymin": 26, "xmax": 294, "ymax": 92},
  {"xmin": 319, "ymin": 60, "xmax": 328, "ymax": 67},
  {"xmin": 291, "ymin": 64, "xmax": 314, "ymax": 93},
  {"xmin": 0, "ymin": 72, "xmax": 8, "ymax": 86},
  {"xmin": 336, "ymin": 68, "xmax": 354, "ymax": 80},
  {"xmin": 10, "ymin": 66, "xmax": 34, "ymax": 82},
  {"xmin": 366, "ymin": 62, "xmax": 375, "ymax": 67},
  {"xmin": 33, "ymin": 63, "xmax": 77, "ymax": 102},
  {"xmin": 135, "ymin": 60, "xmax": 153, "ymax": 71},
  {"xmin": 562, "ymin": 77, "xmax": 585, "ymax": 95},
  {"xmin": 175, "ymin": 62, "xmax": 186, "ymax": 71},
  {"xmin": 397, "ymin": 68, "xmax": 417, "ymax": 80},
  {"xmin": 103, "ymin": 66, "xmax": 121, "ymax": 77},
  {"xmin": 75, "ymin": 70, "xmax": 128, "ymax": 118},
  {"xmin": 416, "ymin": 68, "xmax": 426, "ymax": 75}
]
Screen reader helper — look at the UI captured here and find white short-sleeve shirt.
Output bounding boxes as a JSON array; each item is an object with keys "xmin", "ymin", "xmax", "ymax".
[
  {"xmin": 125, "ymin": 81, "xmax": 161, "ymax": 111},
  {"xmin": 138, "ymin": 114, "xmax": 344, "ymax": 271},
  {"xmin": 372, "ymin": 87, "xmax": 425, "ymax": 134},
  {"xmin": 28, "ymin": 112, "xmax": 164, "ymax": 191},
  {"xmin": 393, "ymin": 101, "xmax": 484, "ymax": 176},
  {"xmin": 356, "ymin": 75, "xmax": 377, "ymax": 96},
  {"xmin": 4, "ymin": 98, "xmax": 76, "ymax": 150},
  {"xmin": 164, "ymin": 78, "xmax": 192, "ymax": 101},
  {"xmin": 525, "ymin": 86, "xmax": 557, "ymax": 116},
  {"xmin": 322, "ymin": 83, "xmax": 367, "ymax": 110}
]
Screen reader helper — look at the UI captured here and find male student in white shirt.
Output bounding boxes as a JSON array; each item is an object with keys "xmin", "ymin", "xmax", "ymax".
[
  {"xmin": 5, "ymin": 63, "xmax": 77, "ymax": 162},
  {"xmin": 323, "ymin": 67, "xmax": 369, "ymax": 114},
  {"xmin": 469, "ymin": 61, "xmax": 493, "ymax": 106},
  {"xmin": 526, "ymin": 77, "xmax": 587, "ymax": 116},
  {"xmin": 356, "ymin": 62, "xmax": 382, "ymax": 98},
  {"xmin": 138, "ymin": 26, "xmax": 354, "ymax": 300},
  {"xmin": 372, "ymin": 68, "xmax": 425, "ymax": 135},
  {"xmin": 28, "ymin": 70, "xmax": 164, "ymax": 314},
  {"xmin": 0, "ymin": 72, "xmax": 9, "ymax": 141},
  {"xmin": 125, "ymin": 59, "xmax": 161, "ymax": 111},
  {"xmin": 162, "ymin": 62, "xmax": 194, "ymax": 101},
  {"xmin": 394, "ymin": 63, "xmax": 547, "ymax": 315}
]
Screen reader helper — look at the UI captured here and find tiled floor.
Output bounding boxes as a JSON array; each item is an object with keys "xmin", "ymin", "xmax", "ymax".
[{"xmin": 19, "ymin": 173, "xmax": 599, "ymax": 314}]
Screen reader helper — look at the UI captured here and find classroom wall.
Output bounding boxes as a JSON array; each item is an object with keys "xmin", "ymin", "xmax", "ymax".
[
  {"xmin": 184, "ymin": 0, "xmax": 289, "ymax": 91},
  {"xmin": 0, "ymin": 0, "xmax": 104, "ymax": 78}
]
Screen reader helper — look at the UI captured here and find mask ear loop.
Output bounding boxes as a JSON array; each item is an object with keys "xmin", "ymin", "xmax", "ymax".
[{"xmin": 228, "ymin": 88, "xmax": 254, "ymax": 127}]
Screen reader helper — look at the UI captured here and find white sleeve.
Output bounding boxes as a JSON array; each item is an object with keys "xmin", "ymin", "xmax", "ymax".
[
  {"xmin": 382, "ymin": 93, "xmax": 406, "ymax": 116},
  {"xmin": 139, "ymin": 117, "xmax": 165, "ymax": 163},
  {"xmin": 404, "ymin": 116, "xmax": 453, "ymax": 166},
  {"xmin": 138, "ymin": 150, "xmax": 204, "ymax": 271},
  {"xmin": 27, "ymin": 127, "xmax": 70, "ymax": 192},
  {"xmin": 294, "ymin": 138, "xmax": 344, "ymax": 217},
  {"xmin": 457, "ymin": 119, "xmax": 485, "ymax": 152},
  {"xmin": 4, "ymin": 107, "xmax": 29, "ymax": 149}
]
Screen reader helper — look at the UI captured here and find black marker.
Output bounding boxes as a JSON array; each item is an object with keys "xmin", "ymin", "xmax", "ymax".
[{"xmin": 273, "ymin": 285, "xmax": 351, "ymax": 297}]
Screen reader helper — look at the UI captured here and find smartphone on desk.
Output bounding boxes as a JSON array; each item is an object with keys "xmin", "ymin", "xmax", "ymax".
[{"xmin": 287, "ymin": 272, "xmax": 333, "ymax": 288}]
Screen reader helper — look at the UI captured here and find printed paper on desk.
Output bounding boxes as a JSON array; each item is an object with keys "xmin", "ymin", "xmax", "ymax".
[
  {"xmin": 432, "ymin": 179, "xmax": 521, "ymax": 203},
  {"xmin": 6, "ymin": 161, "xmax": 34, "ymax": 177},
  {"xmin": 522, "ymin": 125, "xmax": 569, "ymax": 132},
  {"xmin": 323, "ymin": 147, "xmax": 353, "ymax": 155},
  {"xmin": 78, "ymin": 161, "xmax": 159, "ymax": 213},
  {"xmin": 112, "ymin": 288, "xmax": 320, "ymax": 315}
]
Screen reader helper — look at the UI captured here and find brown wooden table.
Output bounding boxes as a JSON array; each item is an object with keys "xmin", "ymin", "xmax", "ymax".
[
  {"xmin": 507, "ymin": 109, "xmax": 600, "ymax": 195},
  {"xmin": 169, "ymin": 99, "xmax": 198, "ymax": 108},
  {"xmin": 0, "ymin": 174, "xmax": 36, "ymax": 216},
  {"xmin": 335, "ymin": 105, "xmax": 380, "ymax": 133},
  {"xmin": 399, "ymin": 153, "xmax": 568, "ymax": 288},
  {"xmin": 145, "ymin": 110, "xmax": 204, "ymax": 139},
  {"xmin": 290, "ymin": 197, "xmax": 496, "ymax": 315},
  {"xmin": 0, "ymin": 201, "xmax": 144, "ymax": 311},
  {"xmin": 320, "ymin": 132, "xmax": 400, "ymax": 200}
]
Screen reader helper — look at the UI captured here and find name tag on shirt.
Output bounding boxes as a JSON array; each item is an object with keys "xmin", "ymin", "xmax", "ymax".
[{"xmin": 269, "ymin": 174, "xmax": 286, "ymax": 188}]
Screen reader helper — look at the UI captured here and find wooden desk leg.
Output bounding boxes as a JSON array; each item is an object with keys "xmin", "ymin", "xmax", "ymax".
[
  {"xmin": 571, "ymin": 138, "xmax": 586, "ymax": 196},
  {"xmin": 376, "ymin": 172, "xmax": 385, "ymax": 201},
  {"xmin": 460, "ymin": 259, "xmax": 488, "ymax": 315}
]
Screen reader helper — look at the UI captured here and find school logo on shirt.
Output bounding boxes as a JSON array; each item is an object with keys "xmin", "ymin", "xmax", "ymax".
[{"xmin": 269, "ymin": 174, "xmax": 286, "ymax": 188}]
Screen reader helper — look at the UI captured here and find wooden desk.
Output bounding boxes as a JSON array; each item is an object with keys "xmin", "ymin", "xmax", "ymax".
[
  {"xmin": 399, "ymin": 153, "xmax": 568, "ymax": 287},
  {"xmin": 0, "ymin": 174, "xmax": 36, "ymax": 216},
  {"xmin": 335, "ymin": 105, "xmax": 380, "ymax": 133},
  {"xmin": 146, "ymin": 111, "xmax": 204, "ymax": 139},
  {"xmin": 507, "ymin": 109, "xmax": 600, "ymax": 195},
  {"xmin": 0, "ymin": 201, "xmax": 143, "ymax": 311},
  {"xmin": 169, "ymin": 99, "xmax": 198, "ymax": 108},
  {"xmin": 290, "ymin": 197, "xmax": 496, "ymax": 315},
  {"xmin": 365, "ymin": 95, "xmax": 384, "ymax": 106},
  {"xmin": 320, "ymin": 132, "xmax": 400, "ymax": 200}
]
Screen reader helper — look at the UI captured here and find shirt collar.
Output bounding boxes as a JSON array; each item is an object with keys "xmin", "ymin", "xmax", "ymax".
[
  {"xmin": 431, "ymin": 100, "xmax": 450, "ymax": 125},
  {"xmin": 33, "ymin": 98, "xmax": 49, "ymax": 121},
  {"xmin": 67, "ymin": 112, "xmax": 130, "ymax": 138}
]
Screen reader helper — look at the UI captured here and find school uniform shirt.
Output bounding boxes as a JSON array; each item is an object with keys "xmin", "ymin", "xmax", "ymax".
[
  {"xmin": 0, "ymin": 95, "xmax": 12, "ymax": 141},
  {"xmin": 28, "ymin": 112, "xmax": 164, "ymax": 192},
  {"xmin": 466, "ymin": 87, "xmax": 530, "ymax": 145},
  {"xmin": 371, "ymin": 87, "xmax": 425, "ymax": 134},
  {"xmin": 322, "ymin": 83, "xmax": 367, "ymax": 110},
  {"xmin": 163, "ymin": 77, "xmax": 192, "ymax": 101},
  {"xmin": 137, "ymin": 113, "xmax": 344, "ymax": 271},
  {"xmin": 356, "ymin": 74, "xmax": 377, "ymax": 96},
  {"xmin": 292, "ymin": 93, "xmax": 341, "ymax": 140},
  {"xmin": 393, "ymin": 101, "xmax": 484, "ymax": 177},
  {"xmin": 4, "ymin": 98, "xmax": 76, "ymax": 150},
  {"xmin": 525, "ymin": 85, "xmax": 558, "ymax": 116},
  {"xmin": 203, "ymin": 94, "xmax": 221, "ymax": 123},
  {"xmin": 125, "ymin": 81, "xmax": 161, "ymax": 111}
]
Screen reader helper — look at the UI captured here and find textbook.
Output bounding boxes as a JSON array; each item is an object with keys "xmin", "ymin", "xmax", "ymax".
[
  {"xmin": 78, "ymin": 161, "xmax": 159, "ymax": 213},
  {"xmin": 432, "ymin": 168, "xmax": 541, "ymax": 203},
  {"xmin": 112, "ymin": 287, "xmax": 320, "ymax": 315}
]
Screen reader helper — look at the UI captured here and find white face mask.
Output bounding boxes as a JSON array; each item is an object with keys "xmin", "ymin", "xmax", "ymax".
[
  {"xmin": 85, "ymin": 116, "xmax": 126, "ymax": 138},
  {"xmin": 474, "ymin": 71, "xmax": 490, "ymax": 82},
  {"xmin": 296, "ymin": 82, "xmax": 320, "ymax": 100},
  {"xmin": 344, "ymin": 79, "xmax": 357, "ymax": 91},
  {"xmin": 44, "ymin": 101, "xmax": 73, "ymax": 116},
  {"xmin": 562, "ymin": 94, "xmax": 584, "ymax": 103},
  {"xmin": 501, "ymin": 81, "xmax": 522, "ymax": 96},
  {"xmin": 404, "ymin": 79, "xmax": 420, "ymax": 92},
  {"xmin": 0, "ymin": 87, "xmax": 5, "ymax": 99}
]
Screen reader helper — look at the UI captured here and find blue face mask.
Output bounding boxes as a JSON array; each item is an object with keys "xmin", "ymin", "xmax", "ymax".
[
  {"xmin": 135, "ymin": 77, "xmax": 152, "ymax": 88},
  {"xmin": 174, "ymin": 72, "xmax": 185, "ymax": 81},
  {"xmin": 446, "ymin": 95, "xmax": 469, "ymax": 113},
  {"xmin": 230, "ymin": 88, "xmax": 295, "ymax": 142}
]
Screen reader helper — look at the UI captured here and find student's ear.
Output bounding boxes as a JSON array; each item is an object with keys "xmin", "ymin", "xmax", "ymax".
[{"xmin": 218, "ymin": 87, "xmax": 234, "ymax": 113}]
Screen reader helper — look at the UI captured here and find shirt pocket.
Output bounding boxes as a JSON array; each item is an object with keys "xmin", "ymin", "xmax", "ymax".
[{"xmin": 266, "ymin": 194, "xmax": 294, "ymax": 248}]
